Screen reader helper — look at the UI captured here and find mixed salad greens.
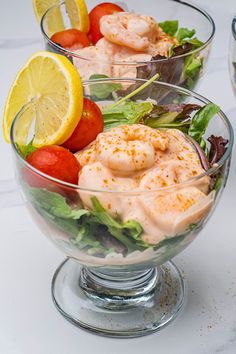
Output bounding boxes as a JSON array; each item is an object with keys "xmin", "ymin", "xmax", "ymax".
[
  {"xmin": 159, "ymin": 20, "xmax": 203, "ymax": 54},
  {"xmin": 136, "ymin": 20, "xmax": 204, "ymax": 89}
]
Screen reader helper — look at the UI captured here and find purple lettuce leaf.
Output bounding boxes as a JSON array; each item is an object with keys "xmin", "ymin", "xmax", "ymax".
[{"xmin": 207, "ymin": 135, "xmax": 229, "ymax": 165}]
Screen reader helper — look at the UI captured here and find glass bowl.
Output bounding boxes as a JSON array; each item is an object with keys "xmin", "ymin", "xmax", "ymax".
[
  {"xmin": 229, "ymin": 16, "xmax": 236, "ymax": 97},
  {"xmin": 10, "ymin": 79, "xmax": 233, "ymax": 337},
  {"xmin": 41, "ymin": 0, "xmax": 215, "ymax": 90}
]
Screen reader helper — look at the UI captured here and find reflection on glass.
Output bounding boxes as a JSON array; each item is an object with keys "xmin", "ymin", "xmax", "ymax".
[{"xmin": 229, "ymin": 17, "xmax": 236, "ymax": 97}]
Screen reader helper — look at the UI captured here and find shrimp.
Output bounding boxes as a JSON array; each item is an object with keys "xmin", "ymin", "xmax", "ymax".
[
  {"xmin": 94, "ymin": 124, "xmax": 169, "ymax": 175},
  {"xmin": 96, "ymin": 38, "xmax": 152, "ymax": 78},
  {"xmin": 148, "ymin": 26, "xmax": 179, "ymax": 56},
  {"xmin": 135, "ymin": 157, "xmax": 211, "ymax": 242},
  {"xmin": 155, "ymin": 129, "xmax": 204, "ymax": 167},
  {"xmin": 141, "ymin": 129, "xmax": 211, "ymax": 194},
  {"xmin": 78, "ymin": 161, "xmax": 137, "ymax": 217},
  {"xmin": 74, "ymin": 38, "xmax": 152, "ymax": 80},
  {"xmin": 73, "ymin": 46, "xmax": 112, "ymax": 81},
  {"xmin": 111, "ymin": 52, "xmax": 152, "ymax": 79},
  {"xmin": 100, "ymin": 12, "xmax": 179, "ymax": 56},
  {"xmin": 139, "ymin": 160, "xmax": 210, "ymax": 193},
  {"xmin": 140, "ymin": 187, "xmax": 214, "ymax": 243},
  {"xmin": 120, "ymin": 165, "xmax": 211, "ymax": 244},
  {"xmin": 100, "ymin": 12, "xmax": 158, "ymax": 52},
  {"xmin": 96, "ymin": 38, "xmax": 136, "ymax": 57}
]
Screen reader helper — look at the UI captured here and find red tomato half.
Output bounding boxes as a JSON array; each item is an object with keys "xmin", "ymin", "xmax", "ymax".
[
  {"xmin": 63, "ymin": 98, "xmax": 104, "ymax": 152},
  {"xmin": 51, "ymin": 29, "xmax": 90, "ymax": 50},
  {"xmin": 89, "ymin": 2, "xmax": 124, "ymax": 44},
  {"xmin": 26, "ymin": 146, "xmax": 81, "ymax": 185}
]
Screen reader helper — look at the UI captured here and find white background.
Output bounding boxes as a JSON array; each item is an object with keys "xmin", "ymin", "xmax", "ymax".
[{"xmin": 0, "ymin": 1, "xmax": 236, "ymax": 353}]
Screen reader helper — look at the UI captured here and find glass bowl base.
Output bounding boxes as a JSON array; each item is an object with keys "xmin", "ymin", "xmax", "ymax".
[{"xmin": 51, "ymin": 259, "xmax": 185, "ymax": 338}]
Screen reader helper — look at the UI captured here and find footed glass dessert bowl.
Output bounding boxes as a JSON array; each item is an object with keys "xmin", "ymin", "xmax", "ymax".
[
  {"xmin": 41, "ymin": 0, "xmax": 215, "ymax": 90},
  {"xmin": 10, "ymin": 79, "xmax": 233, "ymax": 337}
]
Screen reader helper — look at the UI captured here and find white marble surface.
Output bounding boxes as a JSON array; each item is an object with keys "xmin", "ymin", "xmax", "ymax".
[{"xmin": 0, "ymin": 0, "xmax": 236, "ymax": 353}]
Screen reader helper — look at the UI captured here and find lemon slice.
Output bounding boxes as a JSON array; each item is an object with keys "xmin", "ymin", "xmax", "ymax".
[
  {"xmin": 3, "ymin": 51, "xmax": 83, "ymax": 147},
  {"xmin": 65, "ymin": 0, "xmax": 90, "ymax": 33},
  {"xmin": 32, "ymin": 0, "xmax": 65, "ymax": 36}
]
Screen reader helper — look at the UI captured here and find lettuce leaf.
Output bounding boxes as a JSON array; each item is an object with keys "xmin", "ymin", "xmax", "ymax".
[
  {"xmin": 28, "ymin": 188, "xmax": 89, "ymax": 219},
  {"xmin": 188, "ymin": 103, "xmax": 220, "ymax": 150},
  {"xmin": 90, "ymin": 197, "xmax": 144, "ymax": 252},
  {"xmin": 159, "ymin": 20, "xmax": 202, "ymax": 49},
  {"xmin": 184, "ymin": 56, "xmax": 202, "ymax": 77},
  {"xmin": 185, "ymin": 37, "xmax": 204, "ymax": 49},
  {"xmin": 176, "ymin": 27, "xmax": 195, "ymax": 42},
  {"xmin": 159, "ymin": 20, "xmax": 179, "ymax": 36},
  {"xmin": 16, "ymin": 139, "xmax": 37, "ymax": 159},
  {"xmin": 144, "ymin": 103, "xmax": 200, "ymax": 132},
  {"xmin": 207, "ymin": 135, "xmax": 229, "ymax": 165},
  {"xmin": 102, "ymin": 101, "xmax": 153, "ymax": 129},
  {"xmin": 89, "ymin": 74, "xmax": 122, "ymax": 100}
]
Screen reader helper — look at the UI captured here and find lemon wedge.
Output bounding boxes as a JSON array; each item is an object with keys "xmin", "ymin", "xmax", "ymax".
[
  {"xmin": 3, "ymin": 51, "xmax": 83, "ymax": 147},
  {"xmin": 65, "ymin": 0, "xmax": 90, "ymax": 33},
  {"xmin": 32, "ymin": 0, "xmax": 65, "ymax": 36}
]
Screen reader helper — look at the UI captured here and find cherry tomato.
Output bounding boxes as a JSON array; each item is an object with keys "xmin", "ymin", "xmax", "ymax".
[
  {"xmin": 89, "ymin": 2, "xmax": 124, "ymax": 44},
  {"xmin": 51, "ymin": 29, "xmax": 90, "ymax": 50},
  {"xmin": 63, "ymin": 98, "xmax": 104, "ymax": 152},
  {"xmin": 26, "ymin": 145, "xmax": 81, "ymax": 185}
]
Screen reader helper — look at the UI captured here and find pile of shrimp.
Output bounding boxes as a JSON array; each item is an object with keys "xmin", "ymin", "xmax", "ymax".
[
  {"xmin": 74, "ymin": 12, "xmax": 179, "ymax": 80},
  {"xmin": 75, "ymin": 125, "xmax": 213, "ymax": 244}
]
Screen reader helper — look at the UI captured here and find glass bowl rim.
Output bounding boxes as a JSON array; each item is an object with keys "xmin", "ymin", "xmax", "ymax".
[
  {"xmin": 40, "ymin": 0, "xmax": 215, "ymax": 65},
  {"xmin": 232, "ymin": 16, "xmax": 236, "ymax": 41},
  {"xmin": 10, "ymin": 78, "xmax": 234, "ymax": 195}
]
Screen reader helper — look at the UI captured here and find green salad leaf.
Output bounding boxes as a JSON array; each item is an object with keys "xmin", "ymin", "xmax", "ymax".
[
  {"xmin": 128, "ymin": 20, "xmax": 204, "ymax": 92},
  {"xmin": 16, "ymin": 139, "xmax": 37, "ymax": 159},
  {"xmin": 27, "ymin": 188, "xmax": 102, "ymax": 252},
  {"xmin": 101, "ymin": 74, "xmax": 160, "ymax": 129},
  {"xmin": 188, "ymin": 103, "xmax": 220, "ymax": 150},
  {"xmin": 176, "ymin": 27, "xmax": 196, "ymax": 42},
  {"xmin": 183, "ymin": 55, "xmax": 203, "ymax": 89},
  {"xmin": 142, "ymin": 103, "xmax": 200, "ymax": 132},
  {"xmin": 159, "ymin": 20, "xmax": 179, "ymax": 36},
  {"xmin": 145, "ymin": 111, "xmax": 179, "ymax": 126},
  {"xmin": 185, "ymin": 57, "xmax": 202, "ymax": 77},
  {"xmin": 212, "ymin": 177, "xmax": 222, "ymax": 192},
  {"xmin": 90, "ymin": 197, "xmax": 144, "ymax": 252},
  {"xmin": 102, "ymin": 101, "xmax": 153, "ymax": 129},
  {"xmin": 185, "ymin": 37, "xmax": 204, "ymax": 49},
  {"xmin": 159, "ymin": 20, "xmax": 199, "ymax": 44},
  {"xmin": 89, "ymin": 74, "xmax": 122, "ymax": 100},
  {"xmin": 73, "ymin": 223, "xmax": 110, "ymax": 256},
  {"xmin": 40, "ymin": 208, "xmax": 83, "ymax": 238},
  {"xmin": 145, "ymin": 116, "xmax": 190, "ymax": 132},
  {"xmin": 158, "ymin": 20, "xmax": 203, "ymax": 60},
  {"xmin": 28, "ymin": 188, "xmax": 89, "ymax": 219}
]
